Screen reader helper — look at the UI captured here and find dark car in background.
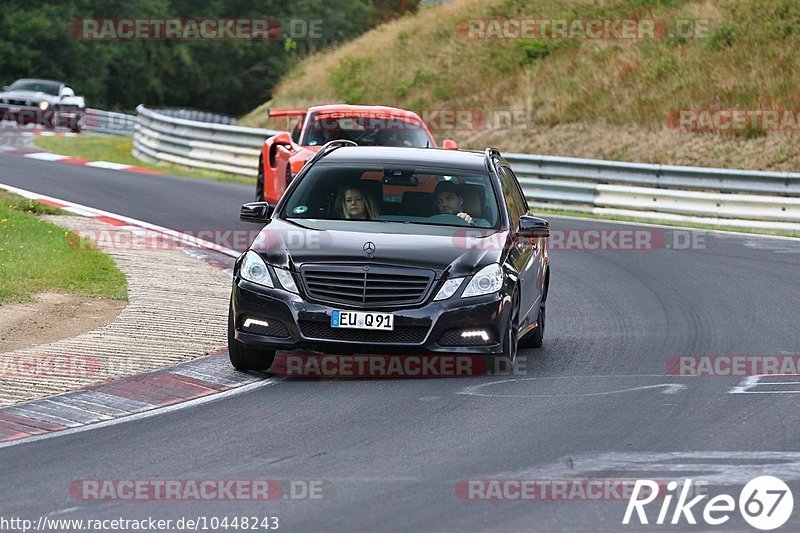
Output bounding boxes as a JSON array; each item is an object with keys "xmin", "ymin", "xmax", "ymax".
[
  {"xmin": 0, "ymin": 78, "xmax": 86, "ymax": 132},
  {"xmin": 229, "ymin": 142, "xmax": 551, "ymax": 372}
]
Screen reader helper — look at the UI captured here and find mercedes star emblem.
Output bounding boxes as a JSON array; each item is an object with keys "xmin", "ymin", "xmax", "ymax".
[{"xmin": 363, "ymin": 242, "xmax": 376, "ymax": 255}]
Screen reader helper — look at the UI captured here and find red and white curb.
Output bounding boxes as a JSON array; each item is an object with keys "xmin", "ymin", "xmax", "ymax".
[
  {"xmin": 0, "ymin": 182, "xmax": 239, "ymax": 262},
  {"xmin": 23, "ymin": 151, "xmax": 162, "ymax": 174},
  {"xmin": 0, "ymin": 184, "xmax": 269, "ymax": 446},
  {"xmin": 0, "ymin": 354, "xmax": 279, "ymax": 446}
]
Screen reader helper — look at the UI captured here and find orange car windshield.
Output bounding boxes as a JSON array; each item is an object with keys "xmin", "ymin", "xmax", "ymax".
[{"xmin": 303, "ymin": 112, "xmax": 433, "ymax": 148}]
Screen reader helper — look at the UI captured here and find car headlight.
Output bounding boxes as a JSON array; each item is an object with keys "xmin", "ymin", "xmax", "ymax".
[
  {"xmin": 240, "ymin": 250, "xmax": 273, "ymax": 288},
  {"xmin": 433, "ymin": 277, "xmax": 464, "ymax": 301},
  {"xmin": 38, "ymin": 101, "xmax": 49, "ymax": 111},
  {"xmin": 462, "ymin": 263, "xmax": 504, "ymax": 298},
  {"xmin": 274, "ymin": 267, "xmax": 298, "ymax": 294}
]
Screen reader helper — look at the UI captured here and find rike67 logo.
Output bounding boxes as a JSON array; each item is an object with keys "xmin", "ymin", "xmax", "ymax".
[{"xmin": 624, "ymin": 476, "xmax": 793, "ymax": 530}]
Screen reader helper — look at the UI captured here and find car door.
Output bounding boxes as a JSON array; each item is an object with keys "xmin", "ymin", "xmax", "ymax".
[{"xmin": 499, "ymin": 165, "xmax": 541, "ymax": 328}]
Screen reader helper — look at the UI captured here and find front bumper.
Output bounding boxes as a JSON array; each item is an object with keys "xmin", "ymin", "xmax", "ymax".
[
  {"xmin": 0, "ymin": 105, "xmax": 84, "ymax": 126},
  {"xmin": 232, "ymin": 278, "xmax": 512, "ymax": 355}
]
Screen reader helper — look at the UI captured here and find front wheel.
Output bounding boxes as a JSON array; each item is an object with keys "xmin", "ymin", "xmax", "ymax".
[
  {"xmin": 228, "ymin": 305, "xmax": 275, "ymax": 371},
  {"xmin": 501, "ymin": 293, "xmax": 520, "ymax": 362},
  {"xmin": 520, "ymin": 304, "xmax": 544, "ymax": 349},
  {"xmin": 70, "ymin": 114, "xmax": 84, "ymax": 133}
]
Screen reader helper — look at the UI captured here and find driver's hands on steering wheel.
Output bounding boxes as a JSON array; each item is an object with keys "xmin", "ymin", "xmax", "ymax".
[{"xmin": 455, "ymin": 212, "xmax": 474, "ymax": 225}]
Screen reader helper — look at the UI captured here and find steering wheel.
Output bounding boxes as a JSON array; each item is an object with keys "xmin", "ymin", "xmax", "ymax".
[{"xmin": 427, "ymin": 213, "xmax": 472, "ymax": 226}]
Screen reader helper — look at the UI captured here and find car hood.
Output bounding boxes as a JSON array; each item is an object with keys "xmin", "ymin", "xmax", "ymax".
[
  {"xmin": 250, "ymin": 218, "xmax": 506, "ymax": 278},
  {"xmin": 0, "ymin": 90, "xmax": 57, "ymax": 103}
]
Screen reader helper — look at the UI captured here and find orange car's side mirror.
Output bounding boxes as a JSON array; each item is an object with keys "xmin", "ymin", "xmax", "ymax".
[
  {"xmin": 273, "ymin": 131, "xmax": 293, "ymax": 147},
  {"xmin": 442, "ymin": 139, "xmax": 459, "ymax": 150}
]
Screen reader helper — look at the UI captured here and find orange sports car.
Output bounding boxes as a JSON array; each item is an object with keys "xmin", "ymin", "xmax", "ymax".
[{"xmin": 256, "ymin": 104, "xmax": 457, "ymax": 202}]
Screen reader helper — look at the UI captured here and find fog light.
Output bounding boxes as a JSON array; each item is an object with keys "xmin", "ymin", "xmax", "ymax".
[
  {"xmin": 243, "ymin": 318, "xmax": 270, "ymax": 328},
  {"xmin": 461, "ymin": 330, "xmax": 489, "ymax": 342}
]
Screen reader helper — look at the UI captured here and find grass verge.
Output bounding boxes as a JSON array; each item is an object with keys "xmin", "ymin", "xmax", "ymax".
[
  {"xmin": 0, "ymin": 190, "xmax": 128, "ymax": 304},
  {"xmin": 32, "ymin": 135, "xmax": 254, "ymax": 186}
]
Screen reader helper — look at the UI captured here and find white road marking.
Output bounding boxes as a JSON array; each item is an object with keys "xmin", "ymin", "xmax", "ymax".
[
  {"xmin": 729, "ymin": 374, "xmax": 800, "ymax": 394},
  {"xmin": 0, "ymin": 182, "xmax": 239, "ymax": 257},
  {"xmin": 45, "ymin": 507, "xmax": 82, "ymax": 517},
  {"xmin": 85, "ymin": 161, "xmax": 132, "ymax": 170},
  {"xmin": 458, "ymin": 376, "xmax": 686, "ymax": 398},
  {"xmin": 495, "ymin": 451, "xmax": 800, "ymax": 485},
  {"xmin": 24, "ymin": 152, "xmax": 69, "ymax": 161}
]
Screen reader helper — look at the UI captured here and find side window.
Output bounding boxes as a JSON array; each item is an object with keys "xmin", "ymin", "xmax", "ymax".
[
  {"xmin": 290, "ymin": 117, "xmax": 304, "ymax": 144},
  {"xmin": 498, "ymin": 166, "xmax": 522, "ymax": 227},
  {"xmin": 503, "ymin": 166, "xmax": 529, "ymax": 216}
]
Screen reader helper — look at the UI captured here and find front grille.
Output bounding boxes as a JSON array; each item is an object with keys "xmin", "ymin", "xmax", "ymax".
[
  {"xmin": 300, "ymin": 264, "xmax": 434, "ymax": 308},
  {"xmin": 3, "ymin": 99, "xmax": 34, "ymax": 107},
  {"xmin": 56, "ymin": 104, "xmax": 81, "ymax": 111},
  {"xmin": 298, "ymin": 320, "xmax": 429, "ymax": 344}
]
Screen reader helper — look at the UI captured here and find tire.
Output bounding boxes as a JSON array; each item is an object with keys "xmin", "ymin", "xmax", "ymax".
[
  {"xmin": 70, "ymin": 115, "xmax": 82, "ymax": 134},
  {"xmin": 520, "ymin": 303, "xmax": 544, "ymax": 349},
  {"xmin": 255, "ymin": 158, "xmax": 265, "ymax": 202},
  {"xmin": 227, "ymin": 305, "xmax": 275, "ymax": 371},
  {"xmin": 500, "ymin": 292, "xmax": 520, "ymax": 363}
]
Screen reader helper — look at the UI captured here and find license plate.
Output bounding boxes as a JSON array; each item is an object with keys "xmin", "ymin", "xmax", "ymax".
[{"xmin": 331, "ymin": 310, "xmax": 394, "ymax": 330}]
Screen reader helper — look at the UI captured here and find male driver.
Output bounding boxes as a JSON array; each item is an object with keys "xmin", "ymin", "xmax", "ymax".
[{"xmin": 434, "ymin": 181, "xmax": 474, "ymax": 225}]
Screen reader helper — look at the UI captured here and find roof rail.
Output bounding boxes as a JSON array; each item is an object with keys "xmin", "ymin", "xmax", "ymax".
[{"xmin": 305, "ymin": 139, "xmax": 358, "ymax": 167}]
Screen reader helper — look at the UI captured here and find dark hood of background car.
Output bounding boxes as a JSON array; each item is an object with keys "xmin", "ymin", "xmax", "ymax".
[{"xmin": 250, "ymin": 218, "xmax": 506, "ymax": 278}]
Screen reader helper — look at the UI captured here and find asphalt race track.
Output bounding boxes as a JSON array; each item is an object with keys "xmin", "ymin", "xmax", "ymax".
[{"xmin": 2, "ymin": 137, "xmax": 800, "ymax": 532}]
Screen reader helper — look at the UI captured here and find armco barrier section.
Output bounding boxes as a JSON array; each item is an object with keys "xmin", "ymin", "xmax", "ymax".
[
  {"xmin": 131, "ymin": 106, "xmax": 800, "ymax": 230},
  {"xmin": 132, "ymin": 105, "xmax": 278, "ymax": 177},
  {"xmin": 506, "ymin": 154, "xmax": 800, "ymax": 230}
]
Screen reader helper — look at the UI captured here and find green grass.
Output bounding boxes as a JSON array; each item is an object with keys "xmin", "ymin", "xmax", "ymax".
[
  {"xmin": 534, "ymin": 207, "xmax": 800, "ymax": 239},
  {"xmin": 32, "ymin": 136, "xmax": 254, "ymax": 186},
  {"xmin": 0, "ymin": 190, "xmax": 128, "ymax": 304}
]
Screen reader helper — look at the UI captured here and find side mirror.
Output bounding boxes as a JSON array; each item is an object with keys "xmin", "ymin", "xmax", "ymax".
[
  {"xmin": 442, "ymin": 139, "xmax": 459, "ymax": 150},
  {"xmin": 272, "ymin": 131, "xmax": 293, "ymax": 147},
  {"xmin": 61, "ymin": 87, "xmax": 75, "ymax": 98},
  {"xmin": 240, "ymin": 202, "xmax": 273, "ymax": 223},
  {"xmin": 518, "ymin": 215, "xmax": 550, "ymax": 237}
]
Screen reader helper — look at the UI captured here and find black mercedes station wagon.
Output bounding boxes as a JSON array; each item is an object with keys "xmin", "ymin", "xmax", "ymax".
[{"xmin": 228, "ymin": 141, "xmax": 550, "ymax": 371}]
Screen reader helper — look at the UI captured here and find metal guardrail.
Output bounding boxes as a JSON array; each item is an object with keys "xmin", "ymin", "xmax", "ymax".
[
  {"xmin": 132, "ymin": 105, "xmax": 278, "ymax": 177},
  {"xmin": 153, "ymin": 108, "xmax": 238, "ymax": 125},
  {"xmin": 506, "ymin": 154, "xmax": 800, "ymax": 231},
  {"xmin": 130, "ymin": 106, "xmax": 800, "ymax": 231}
]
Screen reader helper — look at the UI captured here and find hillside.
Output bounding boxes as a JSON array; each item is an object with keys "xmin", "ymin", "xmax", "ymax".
[{"xmin": 241, "ymin": 0, "xmax": 800, "ymax": 171}]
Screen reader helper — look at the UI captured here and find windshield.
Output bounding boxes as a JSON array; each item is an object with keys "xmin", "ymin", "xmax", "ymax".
[
  {"xmin": 302, "ymin": 112, "xmax": 433, "ymax": 147},
  {"xmin": 7, "ymin": 80, "xmax": 61, "ymax": 96},
  {"xmin": 282, "ymin": 163, "xmax": 500, "ymax": 229}
]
